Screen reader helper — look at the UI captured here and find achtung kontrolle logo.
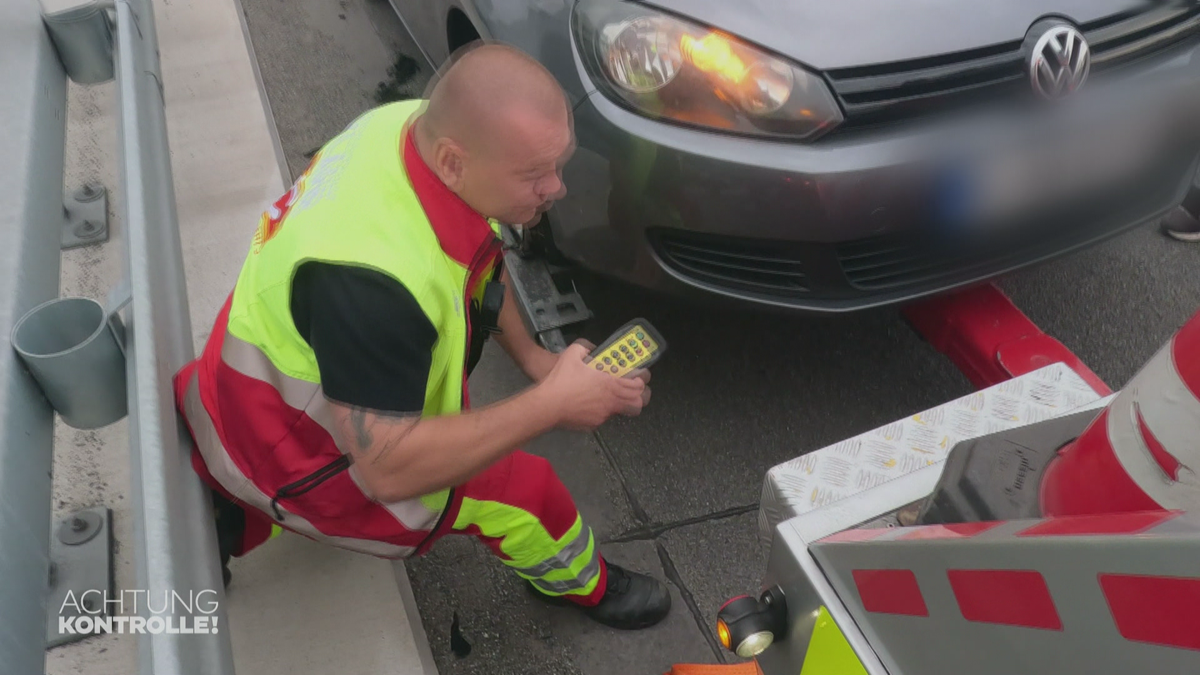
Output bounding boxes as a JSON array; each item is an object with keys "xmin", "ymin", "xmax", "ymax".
[{"xmin": 58, "ymin": 590, "xmax": 220, "ymax": 636}]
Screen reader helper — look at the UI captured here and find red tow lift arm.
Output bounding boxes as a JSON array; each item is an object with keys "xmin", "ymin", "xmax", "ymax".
[{"xmin": 903, "ymin": 283, "xmax": 1113, "ymax": 396}]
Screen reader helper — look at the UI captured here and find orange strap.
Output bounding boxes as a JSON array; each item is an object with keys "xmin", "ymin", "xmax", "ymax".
[{"xmin": 665, "ymin": 664, "xmax": 759, "ymax": 675}]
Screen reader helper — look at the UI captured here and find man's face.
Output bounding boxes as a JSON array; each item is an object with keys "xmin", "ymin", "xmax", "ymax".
[{"xmin": 455, "ymin": 107, "xmax": 575, "ymax": 226}]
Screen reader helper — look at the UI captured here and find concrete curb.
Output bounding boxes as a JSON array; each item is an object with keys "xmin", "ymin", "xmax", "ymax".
[
  {"xmin": 393, "ymin": 563, "xmax": 442, "ymax": 675},
  {"xmin": 228, "ymin": 0, "xmax": 292, "ymax": 188}
]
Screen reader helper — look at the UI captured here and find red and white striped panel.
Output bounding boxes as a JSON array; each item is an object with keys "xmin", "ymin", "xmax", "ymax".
[
  {"xmin": 850, "ymin": 566, "xmax": 1200, "ymax": 650},
  {"xmin": 1040, "ymin": 308, "xmax": 1200, "ymax": 516},
  {"xmin": 816, "ymin": 510, "xmax": 1186, "ymax": 546},
  {"xmin": 825, "ymin": 511, "xmax": 1200, "ymax": 652}
]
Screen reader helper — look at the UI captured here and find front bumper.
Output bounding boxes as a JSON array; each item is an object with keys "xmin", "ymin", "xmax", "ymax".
[{"xmin": 549, "ymin": 39, "xmax": 1200, "ymax": 314}]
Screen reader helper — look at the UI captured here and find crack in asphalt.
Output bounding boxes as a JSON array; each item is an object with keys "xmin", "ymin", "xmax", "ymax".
[
  {"xmin": 593, "ymin": 430, "xmax": 733, "ymax": 663},
  {"xmin": 656, "ymin": 541, "xmax": 728, "ymax": 664},
  {"xmin": 592, "ymin": 431, "xmax": 651, "ymax": 523},
  {"xmin": 602, "ymin": 503, "xmax": 761, "ymax": 544}
]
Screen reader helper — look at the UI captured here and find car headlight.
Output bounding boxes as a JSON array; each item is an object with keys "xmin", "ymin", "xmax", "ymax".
[{"xmin": 572, "ymin": 0, "xmax": 843, "ymax": 141}]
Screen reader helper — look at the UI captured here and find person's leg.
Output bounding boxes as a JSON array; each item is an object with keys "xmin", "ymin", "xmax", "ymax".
[
  {"xmin": 207, "ymin": 471, "xmax": 282, "ymax": 588},
  {"xmin": 448, "ymin": 450, "xmax": 671, "ymax": 629},
  {"xmin": 1162, "ymin": 174, "xmax": 1200, "ymax": 242}
]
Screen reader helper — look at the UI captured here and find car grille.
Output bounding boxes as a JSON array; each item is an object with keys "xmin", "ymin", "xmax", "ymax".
[
  {"xmin": 651, "ymin": 230, "xmax": 811, "ymax": 297},
  {"xmin": 824, "ymin": 5, "xmax": 1200, "ymax": 131}
]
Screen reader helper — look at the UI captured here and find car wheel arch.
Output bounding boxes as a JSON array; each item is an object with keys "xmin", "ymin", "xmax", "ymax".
[{"xmin": 446, "ymin": 6, "xmax": 483, "ymax": 54}]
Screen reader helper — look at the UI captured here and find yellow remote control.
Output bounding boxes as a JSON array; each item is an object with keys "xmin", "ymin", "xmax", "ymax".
[{"xmin": 586, "ymin": 319, "xmax": 667, "ymax": 378}]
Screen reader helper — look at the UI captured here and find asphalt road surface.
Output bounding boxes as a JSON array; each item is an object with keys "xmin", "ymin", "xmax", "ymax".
[{"xmin": 233, "ymin": 1, "xmax": 1200, "ymax": 672}]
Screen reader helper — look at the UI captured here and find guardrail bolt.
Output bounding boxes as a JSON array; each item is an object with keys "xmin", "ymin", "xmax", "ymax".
[
  {"xmin": 74, "ymin": 220, "xmax": 104, "ymax": 240},
  {"xmin": 71, "ymin": 516, "xmax": 88, "ymax": 532},
  {"xmin": 75, "ymin": 183, "xmax": 104, "ymax": 203}
]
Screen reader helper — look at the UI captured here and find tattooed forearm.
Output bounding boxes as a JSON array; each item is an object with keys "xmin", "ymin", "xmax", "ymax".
[
  {"xmin": 372, "ymin": 418, "xmax": 421, "ymax": 465},
  {"xmin": 339, "ymin": 404, "xmax": 422, "ymax": 464}
]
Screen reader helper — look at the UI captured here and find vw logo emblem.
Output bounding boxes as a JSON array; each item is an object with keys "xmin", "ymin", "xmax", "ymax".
[{"xmin": 1029, "ymin": 25, "xmax": 1090, "ymax": 100}]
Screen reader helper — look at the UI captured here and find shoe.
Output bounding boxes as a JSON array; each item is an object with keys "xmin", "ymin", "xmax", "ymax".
[
  {"xmin": 1161, "ymin": 205, "xmax": 1200, "ymax": 242},
  {"xmin": 528, "ymin": 561, "xmax": 672, "ymax": 630}
]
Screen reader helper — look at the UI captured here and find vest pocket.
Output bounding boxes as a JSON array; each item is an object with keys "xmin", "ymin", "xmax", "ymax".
[{"xmin": 270, "ymin": 455, "xmax": 352, "ymax": 521}]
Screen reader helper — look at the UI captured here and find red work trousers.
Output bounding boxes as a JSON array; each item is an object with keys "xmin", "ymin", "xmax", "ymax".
[{"xmin": 199, "ymin": 448, "xmax": 608, "ymax": 606}]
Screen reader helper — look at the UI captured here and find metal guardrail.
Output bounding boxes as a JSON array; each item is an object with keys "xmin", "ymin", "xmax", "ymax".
[
  {"xmin": 0, "ymin": 3, "xmax": 69, "ymax": 674},
  {"xmin": 111, "ymin": 0, "xmax": 236, "ymax": 672},
  {"xmin": 2, "ymin": 1, "xmax": 235, "ymax": 673}
]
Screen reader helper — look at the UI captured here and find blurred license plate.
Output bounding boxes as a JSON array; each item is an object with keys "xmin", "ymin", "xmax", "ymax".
[{"xmin": 956, "ymin": 120, "xmax": 1165, "ymax": 229}]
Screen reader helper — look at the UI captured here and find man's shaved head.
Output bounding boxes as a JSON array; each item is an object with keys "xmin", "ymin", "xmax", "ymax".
[
  {"xmin": 413, "ymin": 43, "xmax": 575, "ymax": 225},
  {"xmin": 422, "ymin": 43, "xmax": 568, "ymax": 148}
]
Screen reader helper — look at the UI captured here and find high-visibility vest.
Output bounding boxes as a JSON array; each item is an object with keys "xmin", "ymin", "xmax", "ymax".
[{"xmin": 176, "ymin": 99, "xmax": 504, "ymax": 558}]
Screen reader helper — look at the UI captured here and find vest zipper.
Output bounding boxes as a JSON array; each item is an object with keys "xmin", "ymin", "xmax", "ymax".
[
  {"xmin": 269, "ymin": 237, "xmax": 501, "ymax": 545},
  {"xmin": 407, "ymin": 234, "xmax": 500, "ymax": 553},
  {"xmin": 270, "ymin": 455, "xmax": 352, "ymax": 521},
  {"xmin": 462, "ymin": 234, "xmax": 503, "ymax": 394},
  {"xmin": 413, "ymin": 486, "xmax": 456, "ymax": 554}
]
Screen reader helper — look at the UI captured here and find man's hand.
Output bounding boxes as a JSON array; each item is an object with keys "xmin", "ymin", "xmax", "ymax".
[{"xmin": 534, "ymin": 341, "xmax": 651, "ymax": 431}]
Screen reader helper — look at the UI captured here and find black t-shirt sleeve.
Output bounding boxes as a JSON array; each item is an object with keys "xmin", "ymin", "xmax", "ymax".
[{"xmin": 290, "ymin": 262, "xmax": 437, "ymax": 413}]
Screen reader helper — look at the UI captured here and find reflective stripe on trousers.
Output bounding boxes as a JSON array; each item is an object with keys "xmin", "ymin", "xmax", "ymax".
[
  {"xmin": 448, "ymin": 451, "xmax": 604, "ymax": 601},
  {"xmin": 454, "ymin": 501, "xmax": 601, "ymax": 596}
]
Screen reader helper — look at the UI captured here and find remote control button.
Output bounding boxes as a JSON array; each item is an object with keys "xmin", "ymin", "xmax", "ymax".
[
  {"xmin": 610, "ymin": 350, "xmax": 619, "ymax": 359},
  {"xmin": 604, "ymin": 357, "xmax": 612, "ymax": 365},
  {"xmin": 596, "ymin": 364, "xmax": 604, "ymax": 370},
  {"xmin": 636, "ymin": 332, "xmax": 645, "ymax": 339},
  {"xmin": 642, "ymin": 340, "xmax": 651, "ymax": 348},
  {"xmin": 610, "ymin": 366, "xmax": 618, "ymax": 373},
  {"xmin": 618, "ymin": 360, "xmax": 626, "ymax": 367},
  {"xmin": 620, "ymin": 345, "xmax": 630, "ymax": 353},
  {"xmin": 635, "ymin": 348, "xmax": 643, "ymax": 356},
  {"xmin": 627, "ymin": 338, "xmax": 637, "ymax": 346}
]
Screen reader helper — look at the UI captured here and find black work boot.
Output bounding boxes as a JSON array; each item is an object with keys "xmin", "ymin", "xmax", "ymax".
[
  {"xmin": 529, "ymin": 562, "xmax": 672, "ymax": 630},
  {"xmin": 211, "ymin": 491, "xmax": 245, "ymax": 589}
]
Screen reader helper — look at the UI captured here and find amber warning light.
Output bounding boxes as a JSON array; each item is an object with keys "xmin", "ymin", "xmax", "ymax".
[{"xmin": 716, "ymin": 586, "xmax": 788, "ymax": 659}]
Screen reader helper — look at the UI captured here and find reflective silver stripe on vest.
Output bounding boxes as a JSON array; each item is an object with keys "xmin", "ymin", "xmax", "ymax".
[
  {"xmin": 526, "ymin": 554, "xmax": 603, "ymax": 595},
  {"xmin": 220, "ymin": 331, "xmax": 322, "ymax": 411},
  {"xmin": 182, "ymin": 372, "xmax": 417, "ymax": 559},
  {"xmin": 220, "ymin": 332, "xmax": 444, "ymax": 534},
  {"xmin": 512, "ymin": 525, "xmax": 595, "ymax": 578}
]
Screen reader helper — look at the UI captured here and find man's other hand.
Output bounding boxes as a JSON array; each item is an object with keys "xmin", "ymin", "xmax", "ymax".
[{"xmin": 536, "ymin": 341, "xmax": 650, "ymax": 431}]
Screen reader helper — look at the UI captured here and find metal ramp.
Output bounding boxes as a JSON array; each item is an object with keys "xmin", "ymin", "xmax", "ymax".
[
  {"xmin": 754, "ymin": 396, "xmax": 1200, "ymax": 675},
  {"xmin": 814, "ymin": 511, "xmax": 1200, "ymax": 674}
]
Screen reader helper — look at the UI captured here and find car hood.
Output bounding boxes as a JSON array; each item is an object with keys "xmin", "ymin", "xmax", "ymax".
[{"xmin": 641, "ymin": 0, "xmax": 1156, "ymax": 70}]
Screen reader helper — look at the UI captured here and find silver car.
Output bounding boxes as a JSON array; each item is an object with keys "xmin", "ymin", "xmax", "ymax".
[{"xmin": 391, "ymin": 0, "xmax": 1200, "ymax": 313}]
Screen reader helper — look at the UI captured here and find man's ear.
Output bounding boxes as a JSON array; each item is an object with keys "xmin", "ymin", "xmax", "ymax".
[{"xmin": 432, "ymin": 139, "xmax": 468, "ymax": 193}]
